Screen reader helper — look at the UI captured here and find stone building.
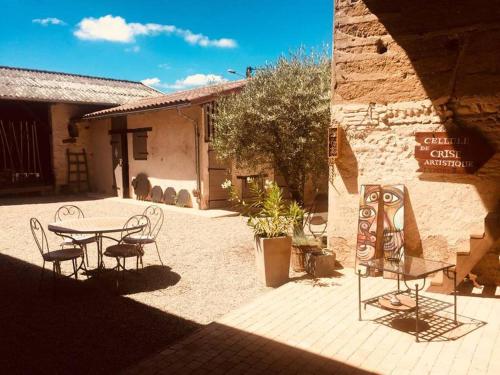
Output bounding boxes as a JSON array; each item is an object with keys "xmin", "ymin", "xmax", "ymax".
[
  {"xmin": 0, "ymin": 66, "xmax": 160, "ymax": 195},
  {"xmin": 329, "ymin": 0, "xmax": 499, "ymax": 287},
  {"xmin": 78, "ymin": 81, "xmax": 246, "ymax": 209}
]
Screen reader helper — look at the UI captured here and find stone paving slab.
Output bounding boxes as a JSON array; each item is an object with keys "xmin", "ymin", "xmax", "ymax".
[{"xmin": 123, "ymin": 270, "xmax": 499, "ymax": 374}]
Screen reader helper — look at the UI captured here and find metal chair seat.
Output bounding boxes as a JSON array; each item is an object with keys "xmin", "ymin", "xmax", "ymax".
[
  {"xmin": 104, "ymin": 244, "xmax": 145, "ymax": 258},
  {"xmin": 309, "ymin": 216, "xmax": 327, "ymax": 226},
  {"xmin": 42, "ymin": 247, "xmax": 84, "ymax": 262},
  {"xmin": 123, "ymin": 234, "xmax": 155, "ymax": 245}
]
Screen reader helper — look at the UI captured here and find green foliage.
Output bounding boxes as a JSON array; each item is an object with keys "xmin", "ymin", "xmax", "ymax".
[
  {"xmin": 212, "ymin": 47, "xmax": 331, "ymax": 203},
  {"xmin": 223, "ymin": 178, "xmax": 304, "ymax": 238}
]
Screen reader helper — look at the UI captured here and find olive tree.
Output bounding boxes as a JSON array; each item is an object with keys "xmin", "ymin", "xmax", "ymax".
[{"xmin": 212, "ymin": 48, "xmax": 331, "ymax": 204}]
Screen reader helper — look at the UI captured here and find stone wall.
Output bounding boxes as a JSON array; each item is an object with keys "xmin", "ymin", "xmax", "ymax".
[{"xmin": 329, "ymin": 0, "xmax": 500, "ymax": 283}]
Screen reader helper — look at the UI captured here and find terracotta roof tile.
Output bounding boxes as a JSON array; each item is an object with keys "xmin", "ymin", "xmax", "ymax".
[{"xmin": 83, "ymin": 79, "xmax": 246, "ymax": 119}]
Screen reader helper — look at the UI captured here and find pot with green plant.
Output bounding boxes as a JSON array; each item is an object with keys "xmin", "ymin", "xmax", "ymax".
[
  {"xmin": 223, "ymin": 178, "xmax": 304, "ymax": 287},
  {"xmin": 291, "ymin": 234, "xmax": 322, "ymax": 272}
]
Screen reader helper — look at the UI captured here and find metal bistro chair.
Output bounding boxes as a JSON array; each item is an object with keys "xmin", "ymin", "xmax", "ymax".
[
  {"xmin": 123, "ymin": 205, "xmax": 164, "ymax": 265},
  {"xmin": 104, "ymin": 215, "xmax": 150, "ymax": 286},
  {"xmin": 54, "ymin": 205, "xmax": 97, "ymax": 266},
  {"xmin": 30, "ymin": 218, "xmax": 87, "ymax": 286},
  {"xmin": 305, "ymin": 193, "xmax": 328, "ymax": 239}
]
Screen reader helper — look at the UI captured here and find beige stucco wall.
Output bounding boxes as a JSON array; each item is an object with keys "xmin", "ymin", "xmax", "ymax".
[
  {"xmin": 50, "ymin": 103, "xmax": 93, "ymax": 190},
  {"xmin": 86, "ymin": 118, "xmax": 114, "ymax": 195},
  {"xmin": 126, "ymin": 106, "xmax": 203, "ymax": 208},
  {"xmin": 330, "ymin": 0, "xmax": 500, "ymax": 273}
]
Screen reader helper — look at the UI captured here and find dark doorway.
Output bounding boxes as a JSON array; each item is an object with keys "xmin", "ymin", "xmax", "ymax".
[
  {"xmin": 110, "ymin": 116, "xmax": 130, "ymax": 198},
  {"xmin": 0, "ymin": 100, "xmax": 53, "ymax": 193}
]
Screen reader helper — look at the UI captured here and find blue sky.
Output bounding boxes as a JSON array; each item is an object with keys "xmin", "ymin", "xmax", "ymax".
[{"xmin": 0, "ymin": 0, "xmax": 333, "ymax": 92}]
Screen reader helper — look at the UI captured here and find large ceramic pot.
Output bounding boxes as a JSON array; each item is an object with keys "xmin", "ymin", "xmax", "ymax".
[{"xmin": 255, "ymin": 235, "xmax": 292, "ymax": 287}]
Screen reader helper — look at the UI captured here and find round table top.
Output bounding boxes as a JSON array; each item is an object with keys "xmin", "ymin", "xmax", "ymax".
[
  {"xmin": 48, "ymin": 217, "xmax": 145, "ymax": 234},
  {"xmin": 378, "ymin": 294, "xmax": 416, "ymax": 311}
]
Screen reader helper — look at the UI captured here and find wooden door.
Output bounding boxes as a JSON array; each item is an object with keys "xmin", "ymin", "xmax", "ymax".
[
  {"xmin": 110, "ymin": 116, "xmax": 129, "ymax": 198},
  {"xmin": 208, "ymin": 148, "xmax": 231, "ymax": 208}
]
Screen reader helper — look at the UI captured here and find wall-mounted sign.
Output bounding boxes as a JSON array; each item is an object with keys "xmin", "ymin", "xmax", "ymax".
[{"xmin": 415, "ymin": 131, "xmax": 495, "ymax": 174}]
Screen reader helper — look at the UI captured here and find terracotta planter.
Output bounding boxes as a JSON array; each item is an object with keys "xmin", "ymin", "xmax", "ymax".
[
  {"xmin": 255, "ymin": 236, "xmax": 292, "ymax": 287},
  {"xmin": 305, "ymin": 250, "xmax": 336, "ymax": 277},
  {"xmin": 291, "ymin": 245, "xmax": 319, "ymax": 272}
]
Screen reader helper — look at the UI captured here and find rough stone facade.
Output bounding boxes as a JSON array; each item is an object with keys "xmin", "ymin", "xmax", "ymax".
[{"xmin": 329, "ymin": 0, "xmax": 500, "ymax": 284}]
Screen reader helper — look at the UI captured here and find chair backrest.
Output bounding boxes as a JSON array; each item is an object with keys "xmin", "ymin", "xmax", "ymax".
[
  {"xmin": 30, "ymin": 218, "xmax": 49, "ymax": 257},
  {"xmin": 121, "ymin": 214, "xmax": 150, "ymax": 240},
  {"xmin": 54, "ymin": 205, "xmax": 85, "ymax": 222},
  {"xmin": 142, "ymin": 205, "xmax": 164, "ymax": 240}
]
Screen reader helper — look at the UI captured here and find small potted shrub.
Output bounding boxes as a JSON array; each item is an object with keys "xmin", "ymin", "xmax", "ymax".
[
  {"xmin": 291, "ymin": 234, "xmax": 321, "ymax": 272},
  {"xmin": 223, "ymin": 178, "xmax": 304, "ymax": 287},
  {"xmin": 304, "ymin": 248, "xmax": 336, "ymax": 278}
]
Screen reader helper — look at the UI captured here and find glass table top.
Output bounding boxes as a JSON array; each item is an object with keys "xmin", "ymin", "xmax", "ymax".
[{"xmin": 359, "ymin": 256, "xmax": 454, "ymax": 278}]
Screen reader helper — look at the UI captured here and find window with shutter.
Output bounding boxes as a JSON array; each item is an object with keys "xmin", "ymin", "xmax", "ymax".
[{"xmin": 133, "ymin": 131, "xmax": 148, "ymax": 160}]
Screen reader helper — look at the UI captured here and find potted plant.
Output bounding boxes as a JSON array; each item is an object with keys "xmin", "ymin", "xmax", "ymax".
[
  {"xmin": 304, "ymin": 248, "xmax": 336, "ymax": 278},
  {"xmin": 223, "ymin": 178, "xmax": 304, "ymax": 287},
  {"xmin": 291, "ymin": 234, "xmax": 322, "ymax": 272}
]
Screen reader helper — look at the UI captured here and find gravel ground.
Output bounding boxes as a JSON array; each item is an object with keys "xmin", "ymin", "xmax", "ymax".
[{"xmin": 0, "ymin": 195, "xmax": 270, "ymax": 374}]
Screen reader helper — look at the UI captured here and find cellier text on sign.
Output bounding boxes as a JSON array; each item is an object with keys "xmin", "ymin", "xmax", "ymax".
[{"xmin": 415, "ymin": 131, "xmax": 494, "ymax": 174}]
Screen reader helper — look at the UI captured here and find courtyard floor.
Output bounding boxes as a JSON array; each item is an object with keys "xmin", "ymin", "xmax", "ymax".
[
  {"xmin": 0, "ymin": 195, "xmax": 270, "ymax": 374},
  {"xmin": 124, "ymin": 271, "xmax": 500, "ymax": 375},
  {"xmin": 1, "ymin": 195, "xmax": 498, "ymax": 375}
]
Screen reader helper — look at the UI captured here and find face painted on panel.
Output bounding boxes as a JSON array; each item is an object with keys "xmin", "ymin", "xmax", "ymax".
[
  {"xmin": 356, "ymin": 186, "xmax": 380, "ymax": 261},
  {"xmin": 382, "ymin": 186, "xmax": 404, "ymax": 256}
]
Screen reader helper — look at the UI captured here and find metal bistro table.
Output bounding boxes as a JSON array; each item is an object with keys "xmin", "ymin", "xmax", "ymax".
[
  {"xmin": 358, "ymin": 256, "xmax": 457, "ymax": 342},
  {"xmin": 48, "ymin": 217, "xmax": 146, "ymax": 272}
]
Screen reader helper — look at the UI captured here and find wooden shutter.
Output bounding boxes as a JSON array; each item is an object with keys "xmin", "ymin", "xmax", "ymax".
[{"xmin": 133, "ymin": 131, "xmax": 148, "ymax": 160}]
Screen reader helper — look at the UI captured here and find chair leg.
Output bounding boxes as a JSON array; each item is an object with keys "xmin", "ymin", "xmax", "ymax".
[
  {"xmin": 122, "ymin": 258, "xmax": 126, "ymax": 280},
  {"xmin": 136, "ymin": 256, "xmax": 139, "ymax": 270},
  {"xmin": 72, "ymin": 258, "xmax": 78, "ymax": 280},
  {"xmin": 154, "ymin": 241, "xmax": 164, "ymax": 265},
  {"xmin": 84, "ymin": 244, "xmax": 89, "ymax": 266},
  {"xmin": 80, "ymin": 255, "xmax": 88, "ymax": 277}
]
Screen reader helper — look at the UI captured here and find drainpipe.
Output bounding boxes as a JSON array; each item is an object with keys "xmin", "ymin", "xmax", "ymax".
[{"xmin": 176, "ymin": 107, "xmax": 201, "ymax": 207}]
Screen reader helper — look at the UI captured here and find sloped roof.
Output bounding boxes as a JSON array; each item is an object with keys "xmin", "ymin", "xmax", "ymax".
[
  {"xmin": 0, "ymin": 66, "xmax": 162, "ymax": 105},
  {"xmin": 83, "ymin": 79, "xmax": 246, "ymax": 119}
]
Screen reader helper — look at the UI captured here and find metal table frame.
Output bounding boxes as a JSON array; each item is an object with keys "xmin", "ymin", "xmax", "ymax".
[
  {"xmin": 357, "ymin": 256, "xmax": 457, "ymax": 342},
  {"xmin": 48, "ymin": 217, "xmax": 146, "ymax": 273}
]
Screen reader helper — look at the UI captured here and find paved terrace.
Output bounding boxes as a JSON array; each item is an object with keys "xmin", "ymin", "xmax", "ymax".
[{"xmin": 125, "ymin": 271, "xmax": 500, "ymax": 375}]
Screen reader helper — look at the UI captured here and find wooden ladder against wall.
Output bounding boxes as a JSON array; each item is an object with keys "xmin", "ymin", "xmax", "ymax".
[{"xmin": 66, "ymin": 148, "xmax": 90, "ymax": 193}]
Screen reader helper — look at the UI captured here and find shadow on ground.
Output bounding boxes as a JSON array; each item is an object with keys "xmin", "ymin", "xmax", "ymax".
[
  {"xmin": 125, "ymin": 322, "xmax": 378, "ymax": 375},
  {"xmin": 0, "ymin": 193, "xmax": 103, "ymax": 207},
  {"xmin": 0, "ymin": 253, "xmax": 198, "ymax": 374}
]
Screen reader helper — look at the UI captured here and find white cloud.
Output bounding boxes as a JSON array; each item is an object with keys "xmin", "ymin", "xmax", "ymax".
[
  {"xmin": 125, "ymin": 45, "xmax": 140, "ymax": 53},
  {"xmin": 158, "ymin": 63, "xmax": 171, "ymax": 70},
  {"xmin": 74, "ymin": 15, "xmax": 237, "ymax": 48},
  {"xmin": 141, "ymin": 74, "xmax": 228, "ymax": 90},
  {"xmin": 169, "ymin": 74, "xmax": 227, "ymax": 89},
  {"xmin": 32, "ymin": 17, "xmax": 66, "ymax": 26},
  {"xmin": 141, "ymin": 77, "xmax": 161, "ymax": 87}
]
